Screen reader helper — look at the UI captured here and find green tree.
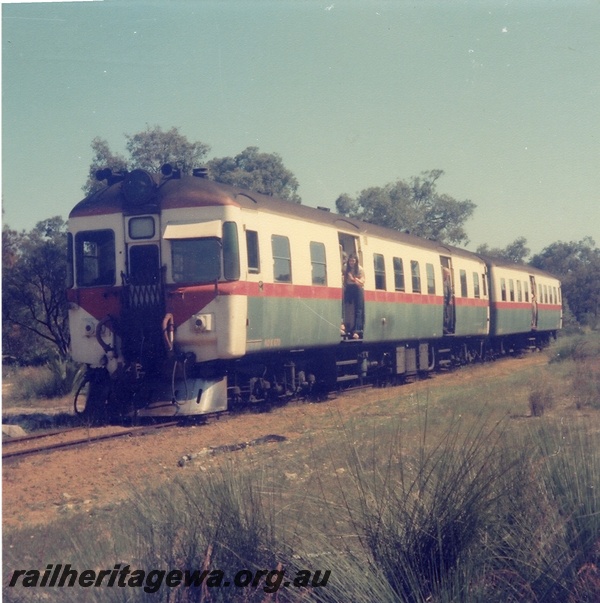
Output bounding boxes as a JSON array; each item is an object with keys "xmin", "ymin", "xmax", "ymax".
[
  {"xmin": 207, "ymin": 146, "xmax": 301, "ymax": 203},
  {"xmin": 82, "ymin": 125, "xmax": 211, "ymax": 196},
  {"xmin": 476, "ymin": 237, "xmax": 531, "ymax": 264},
  {"xmin": 83, "ymin": 137, "xmax": 129, "ymax": 195},
  {"xmin": 2, "ymin": 217, "xmax": 70, "ymax": 361},
  {"xmin": 125, "ymin": 125, "xmax": 211, "ymax": 175},
  {"xmin": 83, "ymin": 130, "xmax": 301, "ymax": 203},
  {"xmin": 531, "ymin": 237, "xmax": 600, "ymax": 326},
  {"xmin": 335, "ymin": 170, "xmax": 475, "ymax": 245}
]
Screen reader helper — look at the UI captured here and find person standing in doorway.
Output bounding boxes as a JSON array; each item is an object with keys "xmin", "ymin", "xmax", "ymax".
[{"xmin": 343, "ymin": 254, "xmax": 365, "ymax": 339}]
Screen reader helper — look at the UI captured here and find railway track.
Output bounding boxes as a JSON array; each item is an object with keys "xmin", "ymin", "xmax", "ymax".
[
  {"xmin": 2, "ymin": 384, "xmax": 380, "ymax": 462},
  {"xmin": 2, "ymin": 352, "xmax": 544, "ymax": 463},
  {"xmin": 2, "ymin": 420, "xmax": 181, "ymax": 461}
]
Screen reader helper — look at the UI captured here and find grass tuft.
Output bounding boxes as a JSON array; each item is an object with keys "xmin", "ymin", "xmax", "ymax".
[{"xmin": 529, "ymin": 380, "xmax": 555, "ymax": 416}]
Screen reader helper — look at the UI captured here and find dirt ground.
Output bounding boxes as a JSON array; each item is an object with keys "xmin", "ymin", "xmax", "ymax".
[{"xmin": 2, "ymin": 354, "xmax": 552, "ymax": 531}]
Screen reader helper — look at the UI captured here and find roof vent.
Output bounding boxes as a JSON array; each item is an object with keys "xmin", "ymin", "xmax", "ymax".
[{"xmin": 193, "ymin": 167, "xmax": 209, "ymax": 178}]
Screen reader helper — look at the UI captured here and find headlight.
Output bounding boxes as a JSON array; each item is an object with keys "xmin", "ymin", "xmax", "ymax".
[
  {"xmin": 193, "ymin": 313, "xmax": 214, "ymax": 332},
  {"xmin": 83, "ymin": 319, "xmax": 96, "ymax": 338}
]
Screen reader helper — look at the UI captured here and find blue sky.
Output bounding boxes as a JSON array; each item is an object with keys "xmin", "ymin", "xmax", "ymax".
[{"xmin": 2, "ymin": 0, "xmax": 599, "ymax": 254}]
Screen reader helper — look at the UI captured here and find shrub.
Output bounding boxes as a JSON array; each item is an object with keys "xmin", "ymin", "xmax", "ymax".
[
  {"xmin": 572, "ymin": 360, "xmax": 600, "ymax": 410},
  {"xmin": 550, "ymin": 333, "xmax": 600, "ymax": 364},
  {"xmin": 529, "ymin": 380, "xmax": 555, "ymax": 416},
  {"xmin": 6, "ymin": 359, "xmax": 84, "ymax": 401}
]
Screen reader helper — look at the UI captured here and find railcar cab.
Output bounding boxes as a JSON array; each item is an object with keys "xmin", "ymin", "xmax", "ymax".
[{"xmin": 67, "ymin": 166, "xmax": 242, "ymax": 417}]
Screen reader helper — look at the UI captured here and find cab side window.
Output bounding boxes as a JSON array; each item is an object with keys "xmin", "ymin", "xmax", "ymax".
[{"xmin": 246, "ymin": 230, "xmax": 260, "ymax": 274}]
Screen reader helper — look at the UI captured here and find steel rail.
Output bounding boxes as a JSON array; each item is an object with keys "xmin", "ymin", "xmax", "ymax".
[
  {"xmin": 3, "ymin": 426, "xmax": 82, "ymax": 446},
  {"xmin": 2, "ymin": 421, "xmax": 180, "ymax": 461}
]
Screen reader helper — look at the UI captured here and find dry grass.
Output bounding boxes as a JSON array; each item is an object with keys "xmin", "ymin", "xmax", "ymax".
[{"xmin": 4, "ymin": 333, "xmax": 600, "ymax": 602}]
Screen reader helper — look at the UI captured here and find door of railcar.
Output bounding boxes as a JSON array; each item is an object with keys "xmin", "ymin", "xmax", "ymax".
[
  {"xmin": 338, "ymin": 233, "xmax": 361, "ymax": 266},
  {"xmin": 122, "ymin": 215, "xmax": 165, "ymax": 370},
  {"xmin": 529, "ymin": 275, "xmax": 538, "ymax": 330},
  {"xmin": 338, "ymin": 233, "xmax": 362, "ymax": 339},
  {"xmin": 440, "ymin": 256, "xmax": 456, "ymax": 335}
]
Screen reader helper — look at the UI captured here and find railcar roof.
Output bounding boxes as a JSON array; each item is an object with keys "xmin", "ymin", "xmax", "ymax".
[
  {"xmin": 72, "ymin": 173, "xmax": 562, "ymax": 280},
  {"xmin": 479, "ymin": 254, "xmax": 560, "ymax": 279},
  {"xmin": 71, "ymin": 173, "xmax": 485, "ymax": 260}
]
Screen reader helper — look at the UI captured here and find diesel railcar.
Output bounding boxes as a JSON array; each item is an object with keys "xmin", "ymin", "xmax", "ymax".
[{"xmin": 67, "ymin": 167, "xmax": 562, "ymax": 418}]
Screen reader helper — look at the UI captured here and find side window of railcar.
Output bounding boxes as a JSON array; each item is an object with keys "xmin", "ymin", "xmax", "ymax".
[
  {"xmin": 501, "ymin": 278, "xmax": 507, "ymax": 301},
  {"xmin": 374, "ymin": 253, "xmax": 386, "ymax": 290},
  {"xmin": 517, "ymin": 280, "xmax": 522, "ymax": 302},
  {"xmin": 75, "ymin": 230, "xmax": 116, "ymax": 287},
  {"xmin": 272, "ymin": 235, "xmax": 292, "ymax": 283},
  {"xmin": 482, "ymin": 273, "xmax": 487, "ymax": 297},
  {"xmin": 411, "ymin": 260, "xmax": 421, "ymax": 294},
  {"xmin": 223, "ymin": 222, "xmax": 240, "ymax": 281},
  {"xmin": 508, "ymin": 279, "xmax": 514, "ymax": 302},
  {"xmin": 524, "ymin": 281, "xmax": 529, "ymax": 302},
  {"xmin": 459, "ymin": 270, "xmax": 468, "ymax": 297},
  {"xmin": 172, "ymin": 238, "xmax": 221, "ymax": 283},
  {"xmin": 426, "ymin": 263, "xmax": 436, "ymax": 294},
  {"xmin": 310, "ymin": 241, "xmax": 327, "ymax": 285},
  {"xmin": 473, "ymin": 272, "xmax": 481, "ymax": 299},
  {"xmin": 393, "ymin": 257, "xmax": 405, "ymax": 291},
  {"xmin": 246, "ymin": 230, "xmax": 260, "ymax": 274}
]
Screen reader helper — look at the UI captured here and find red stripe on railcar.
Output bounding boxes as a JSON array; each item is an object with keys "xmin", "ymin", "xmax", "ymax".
[
  {"xmin": 492, "ymin": 301, "xmax": 562, "ymax": 310},
  {"xmin": 66, "ymin": 287, "xmax": 121, "ymax": 320},
  {"xmin": 454, "ymin": 297, "xmax": 489, "ymax": 308}
]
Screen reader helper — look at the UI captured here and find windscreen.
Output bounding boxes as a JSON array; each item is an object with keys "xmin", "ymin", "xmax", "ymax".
[
  {"xmin": 171, "ymin": 238, "xmax": 221, "ymax": 283},
  {"xmin": 75, "ymin": 229, "xmax": 116, "ymax": 287}
]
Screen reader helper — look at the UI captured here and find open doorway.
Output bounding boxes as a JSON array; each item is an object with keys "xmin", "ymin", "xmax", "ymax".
[
  {"xmin": 339, "ymin": 233, "xmax": 364, "ymax": 339},
  {"xmin": 440, "ymin": 255, "xmax": 455, "ymax": 335},
  {"xmin": 529, "ymin": 275, "xmax": 538, "ymax": 330}
]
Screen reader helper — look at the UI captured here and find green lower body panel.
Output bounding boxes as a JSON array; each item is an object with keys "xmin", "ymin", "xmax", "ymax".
[
  {"xmin": 364, "ymin": 300, "xmax": 443, "ymax": 341},
  {"xmin": 247, "ymin": 296, "xmax": 444, "ymax": 351},
  {"xmin": 246, "ymin": 296, "xmax": 341, "ymax": 351},
  {"xmin": 454, "ymin": 306, "xmax": 489, "ymax": 336}
]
